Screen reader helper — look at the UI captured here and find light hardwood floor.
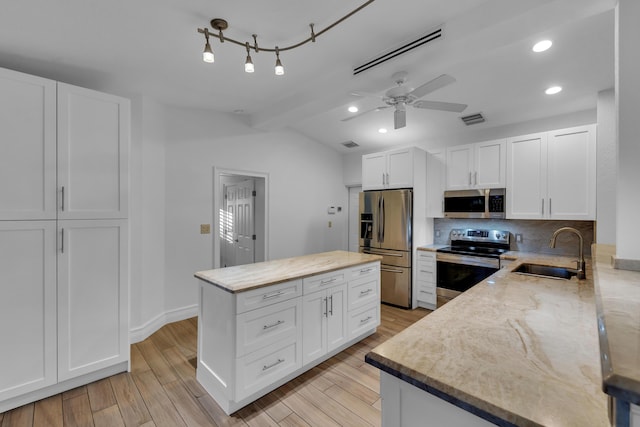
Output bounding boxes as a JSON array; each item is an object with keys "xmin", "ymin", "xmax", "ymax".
[{"xmin": 0, "ymin": 304, "xmax": 430, "ymax": 427}]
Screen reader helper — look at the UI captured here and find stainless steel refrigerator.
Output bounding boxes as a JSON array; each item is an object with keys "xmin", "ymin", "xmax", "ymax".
[{"xmin": 359, "ymin": 189, "xmax": 412, "ymax": 308}]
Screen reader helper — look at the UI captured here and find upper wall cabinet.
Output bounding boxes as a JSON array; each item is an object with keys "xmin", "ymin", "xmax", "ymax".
[
  {"xmin": 362, "ymin": 148, "xmax": 419, "ymax": 190},
  {"xmin": 0, "ymin": 68, "xmax": 57, "ymax": 220},
  {"xmin": 446, "ymin": 139, "xmax": 506, "ymax": 190},
  {"xmin": 506, "ymin": 125, "xmax": 596, "ymax": 220},
  {"xmin": 58, "ymin": 84, "xmax": 130, "ymax": 220}
]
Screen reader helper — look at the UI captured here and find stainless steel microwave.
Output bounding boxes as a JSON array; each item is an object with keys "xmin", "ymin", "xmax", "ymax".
[{"xmin": 443, "ymin": 188, "xmax": 506, "ymax": 219}]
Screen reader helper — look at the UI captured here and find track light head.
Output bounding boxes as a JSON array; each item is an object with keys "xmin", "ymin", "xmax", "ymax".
[
  {"xmin": 275, "ymin": 47, "xmax": 284, "ymax": 76},
  {"xmin": 202, "ymin": 29, "xmax": 214, "ymax": 63}
]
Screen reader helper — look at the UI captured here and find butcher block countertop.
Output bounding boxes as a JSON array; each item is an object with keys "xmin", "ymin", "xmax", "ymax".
[
  {"xmin": 195, "ymin": 250, "xmax": 382, "ymax": 293},
  {"xmin": 366, "ymin": 252, "xmax": 609, "ymax": 427}
]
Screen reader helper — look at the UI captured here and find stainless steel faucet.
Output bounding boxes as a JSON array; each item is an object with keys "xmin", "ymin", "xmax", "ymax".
[{"xmin": 549, "ymin": 227, "xmax": 586, "ymax": 279}]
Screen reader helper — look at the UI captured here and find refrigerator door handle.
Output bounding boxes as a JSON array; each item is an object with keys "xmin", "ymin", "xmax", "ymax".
[{"xmin": 380, "ymin": 196, "xmax": 385, "ymax": 243}]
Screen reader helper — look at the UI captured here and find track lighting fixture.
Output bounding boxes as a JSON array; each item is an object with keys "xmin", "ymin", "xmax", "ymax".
[
  {"xmin": 274, "ymin": 47, "xmax": 284, "ymax": 76},
  {"xmin": 196, "ymin": 0, "xmax": 374, "ymax": 75}
]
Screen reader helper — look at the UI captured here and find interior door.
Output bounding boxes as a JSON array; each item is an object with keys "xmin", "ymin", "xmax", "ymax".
[
  {"xmin": 234, "ymin": 179, "xmax": 255, "ymax": 266},
  {"xmin": 221, "ymin": 184, "xmax": 237, "ymax": 267}
]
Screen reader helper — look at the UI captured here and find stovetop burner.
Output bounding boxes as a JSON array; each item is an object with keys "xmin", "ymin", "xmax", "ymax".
[{"xmin": 437, "ymin": 228, "xmax": 511, "ymax": 258}]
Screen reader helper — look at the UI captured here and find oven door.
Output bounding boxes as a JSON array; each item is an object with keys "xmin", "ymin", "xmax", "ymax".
[{"xmin": 436, "ymin": 253, "xmax": 499, "ymax": 296}]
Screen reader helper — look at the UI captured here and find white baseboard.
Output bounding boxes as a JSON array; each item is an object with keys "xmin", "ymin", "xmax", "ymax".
[{"xmin": 129, "ymin": 304, "xmax": 198, "ymax": 344}]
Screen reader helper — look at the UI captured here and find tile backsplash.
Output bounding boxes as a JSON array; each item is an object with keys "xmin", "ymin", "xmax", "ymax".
[{"xmin": 433, "ymin": 218, "xmax": 595, "ymax": 257}]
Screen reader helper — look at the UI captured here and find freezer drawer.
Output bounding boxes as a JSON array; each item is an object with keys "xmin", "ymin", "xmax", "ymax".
[{"xmin": 380, "ymin": 264, "xmax": 411, "ymax": 308}]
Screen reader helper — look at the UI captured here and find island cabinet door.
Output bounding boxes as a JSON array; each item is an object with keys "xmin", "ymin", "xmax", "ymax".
[
  {"xmin": 326, "ymin": 284, "xmax": 348, "ymax": 354},
  {"xmin": 57, "ymin": 219, "xmax": 128, "ymax": 381},
  {"xmin": 302, "ymin": 291, "xmax": 327, "ymax": 365},
  {"xmin": 0, "ymin": 221, "xmax": 57, "ymax": 402}
]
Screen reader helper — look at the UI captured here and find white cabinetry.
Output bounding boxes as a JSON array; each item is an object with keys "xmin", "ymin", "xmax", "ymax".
[
  {"xmin": 0, "ymin": 68, "xmax": 57, "ymax": 220},
  {"xmin": 426, "ymin": 149, "xmax": 445, "ymax": 218},
  {"xmin": 197, "ymin": 260, "xmax": 380, "ymax": 415},
  {"xmin": 0, "ymin": 66, "xmax": 130, "ymax": 412},
  {"xmin": 631, "ymin": 403, "xmax": 640, "ymax": 427},
  {"xmin": 362, "ymin": 148, "xmax": 415, "ymax": 190},
  {"xmin": 416, "ymin": 251, "xmax": 437, "ymax": 309},
  {"xmin": 506, "ymin": 125, "xmax": 596, "ymax": 220},
  {"xmin": 446, "ymin": 139, "xmax": 506, "ymax": 190}
]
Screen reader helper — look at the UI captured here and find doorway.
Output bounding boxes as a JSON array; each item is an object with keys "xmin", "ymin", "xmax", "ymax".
[{"xmin": 214, "ymin": 168, "xmax": 268, "ymax": 268}]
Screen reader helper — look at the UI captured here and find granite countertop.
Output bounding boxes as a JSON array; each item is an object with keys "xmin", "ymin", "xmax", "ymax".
[
  {"xmin": 366, "ymin": 253, "xmax": 609, "ymax": 427},
  {"xmin": 592, "ymin": 244, "xmax": 640, "ymax": 404},
  {"xmin": 194, "ymin": 250, "xmax": 382, "ymax": 293}
]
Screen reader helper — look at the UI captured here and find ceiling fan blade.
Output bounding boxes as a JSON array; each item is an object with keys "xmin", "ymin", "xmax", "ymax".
[
  {"xmin": 409, "ymin": 74, "xmax": 456, "ymax": 99},
  {"xmin": 341, "ymin": 105, "xmax": 390, "ymax": 122},
  {"xmin": 350, "ymin": 90, "xmax": 383, "ymax": 99},
  {"xmin": 413, "ymin": 100, "xmax": 468, "ymax": 113},
  {"xmin": 394, "ymin": 109, "xmax": 406, "ymax": 129}
]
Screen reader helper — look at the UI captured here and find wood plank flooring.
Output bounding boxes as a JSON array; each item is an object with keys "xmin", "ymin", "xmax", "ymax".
[{"xmin": 1, "ymin": 304, "xmax": 429, "ymax": 427}]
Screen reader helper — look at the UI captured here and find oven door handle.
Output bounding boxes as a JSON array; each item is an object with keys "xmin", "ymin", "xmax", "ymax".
[{"xmin": 436, "ymin": 253, "xmax": 500, "ymax": 269}]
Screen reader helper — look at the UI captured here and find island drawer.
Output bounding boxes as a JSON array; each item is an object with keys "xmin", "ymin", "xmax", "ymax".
[
  {"xmin": 236, "ymin": 298, "xmax": 301, "ymax": 357},
  {"xmin": 348, "ymin": 275, "xmax": 379, "ymax": 311},
  {"xmin": 235, "ymin": 337, "xmax": 301, "ymax": 401},
  {"xmin": 236, "ymin": 279, "xmax": 302, "ymax": 314},
  {"xmin": 347, "ymin": 303, "xmax": 379, "ymax": 339},
  {"xmin": 302, "ymin": 270, "xmax": 346, "ymax": 295},
  {"xmin": 349, "ymin": 262, "xmax": 379, "ymax": 280}
]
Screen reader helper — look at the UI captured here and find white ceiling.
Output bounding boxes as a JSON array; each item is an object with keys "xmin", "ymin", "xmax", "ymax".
[{"xmin": 0, "ymin": 0, "xmax": 615, "ymax": 153}]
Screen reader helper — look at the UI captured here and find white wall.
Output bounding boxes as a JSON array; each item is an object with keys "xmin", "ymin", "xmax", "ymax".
[
  {"xmin": 163, "ymin": 107, "xmax": 348, "ymax": 314},
  {"xmin": 128, "ymin": 96, "xmax": 167, "ymax": 339},
  {"xmin": 615, "ymin": 0, "xmax": 640, "ymax": 261},
  {"xmin": 596, "ymin": 89, "xmax": 616, "ymax": 244}
]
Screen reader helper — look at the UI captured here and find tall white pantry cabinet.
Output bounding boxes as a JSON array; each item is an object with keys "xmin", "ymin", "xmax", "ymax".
[{"xmin": 0, "ymin": 67, "xmax": 129, "ymax": 411}]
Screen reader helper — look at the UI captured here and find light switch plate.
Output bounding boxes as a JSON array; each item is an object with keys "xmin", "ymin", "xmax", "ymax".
[{"xmin": 200, "ymin": 224, "xmax": 211, "ymax": 234}]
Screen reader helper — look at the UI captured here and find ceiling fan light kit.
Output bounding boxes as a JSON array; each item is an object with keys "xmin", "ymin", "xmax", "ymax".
[
  {"xmin": 197, "ymin": 0, "xmax": 375, "ymax": 75},
  {"xmin": 343, "ymin": 72, "xmax": 468, "ymax": 129}
]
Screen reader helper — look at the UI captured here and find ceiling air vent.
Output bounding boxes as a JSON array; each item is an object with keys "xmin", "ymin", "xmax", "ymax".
[
  {"xmin": 460, "ymin": 113, "xmax": 485, "ymax": 126},
  {"xmin": 341, "ymin": 140, "xmax": 359, "ymax": 148},
  {"xmin": 353, "ymin": 27, "xmax": 443, "ymax": 75}
]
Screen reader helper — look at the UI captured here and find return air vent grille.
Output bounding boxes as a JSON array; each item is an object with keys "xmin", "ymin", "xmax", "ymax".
[
  {"xmin": 353, "ymin": 27, "xmax": 443, "ymax": 75},
  {"xmin": 460, "ymin": 113, "xmax": 485, "ymax": 126},
  {"xmin": 341, "ymin": 140, "xmax": 359, "ymax": 148}
]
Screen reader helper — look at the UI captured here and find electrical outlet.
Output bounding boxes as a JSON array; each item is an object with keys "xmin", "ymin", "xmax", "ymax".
[
  {"xmin": 328, "ymin": 221, "xmax": 332, "ymax": 228},
  {"xmin": 515, "ymin": 233, "xmax": 523, "ymax": 243},
  {"xmin": 200, "ymin": 224, "xmax": 211, "ymax": 234},
  {"xmin": 435, "ymin": 230, "xmax": 441, "ymax": 238}
]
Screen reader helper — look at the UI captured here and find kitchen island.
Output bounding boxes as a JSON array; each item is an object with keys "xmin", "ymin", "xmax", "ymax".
[
  {"xmin": 366, "ymin": 253, "xmax": 609, "ymax": 426},
  {"xmin": 194, "ymin": 250, "xmax": 382, "ymax": 415}
]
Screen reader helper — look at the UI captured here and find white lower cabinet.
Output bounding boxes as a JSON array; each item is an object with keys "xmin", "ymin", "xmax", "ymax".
[
  {"xmin": 631, "ymin": 403, "xmax": 640, "ymax": 427},
  {"xmin": 197, "ymin": 261, "xmax": 380, "ymax": 415},
  {"xmin": 302, "ymin": 284, "xmax": 347, "ymax": 365},
  {"xmin": 416, "ymin": 251, "xmax": 437, "ymax": 309},
  {"xmin": 0, "ymin": 221, "xmax": 57, "ymax": 402},
  {"xmin": 0, "ymin": 219, "xmax": 129, "ymax": 412}
]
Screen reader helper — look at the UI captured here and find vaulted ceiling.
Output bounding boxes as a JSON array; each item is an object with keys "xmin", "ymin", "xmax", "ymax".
[{"xmin": 0, "ymin": 0, "xmax": 615, "ymax": 153}]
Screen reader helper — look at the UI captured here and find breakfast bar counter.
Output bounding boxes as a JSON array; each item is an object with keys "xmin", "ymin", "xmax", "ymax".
[{"xmin": 366, "ymin": 253, "xmax": 609, "ymax": 426}]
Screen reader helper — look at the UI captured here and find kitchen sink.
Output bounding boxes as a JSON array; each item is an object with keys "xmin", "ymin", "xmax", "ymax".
[{"xmin": 512, "ymin": 263, "xmax": 577, "ymax": 280}]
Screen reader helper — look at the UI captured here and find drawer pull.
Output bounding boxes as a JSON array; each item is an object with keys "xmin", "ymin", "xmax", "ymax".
[
  {"xmin": 262, "ymin": 290, "xmax": 284, "ymax": 300},
  {"xmin": 359, "ymin": 267, "xmax": 373, "ymax": 274},
  {"xmin": 360, "ymin": 289, "xmax": 373, "ymax": 296},
  {"xmin": 262, "ymin": 320, "xmax": 285, "ymax": 330},
  {"xmin": 262, "ymin": 358, "xmax": 285, "ymax": 371},
  {"xmin": 321, "ymin": 277, "xmax": 337, "ymax": 285},
  {"xmin": 420, "ymin": 269, "xmax": 432, "ymax": 274},
  {"xmin": 360, "ymin": 316, "xmax": 373, "ymax": 324}
]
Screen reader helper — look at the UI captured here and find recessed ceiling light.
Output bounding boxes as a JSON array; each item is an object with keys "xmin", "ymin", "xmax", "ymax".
[
  {"xmin": 378, "ymin": 128, "xmax": 388, "ymax": 134},
  {"xmin": 348, "ymin": 106, "xmax": 358, "ymax": 113},
  {"xmin": 532, "ymin": 40, "xmax": 553, "ymax": 53},
  {"xmin": 545, "ymin": 86, "xmax": 562, "ymax": 95}
]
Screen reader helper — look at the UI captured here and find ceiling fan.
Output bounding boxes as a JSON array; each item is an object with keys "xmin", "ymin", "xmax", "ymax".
[{"xmin": 342, "ymin": 71, "xmax": 468, "ymax": 129}]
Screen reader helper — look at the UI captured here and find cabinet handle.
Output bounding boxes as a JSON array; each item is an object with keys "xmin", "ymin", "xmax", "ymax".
[
  {"xmin": 541, "ymin": 199, "xmax": 544, "ymax": 216},
  {"xmin": 386, "ymin": 173, "xmax": 389, "ymax": 185},
  {"xmin": 61, "ymin": 228, "xmax": 64, "ymax": 253},
  {"xmin": 262, "ymin": 358, "xmax": 285, "ymax": 371},
  {"xmin": 321, "ymin": 277, "xmax": 337, "ymax": 285},
  {"xmin": 360, "ymin": 316, "xmax": 372, "ymax": 324},
  {"xmin": 360, "ymin": 267, "xmax": 373, "ymax": 274},
  {"xmin": 61, "ymin": 186, "xmax": 65, "ymax": 211},
  {"xmin": 263, "ymin": 320, "xmax": 285, "ymax": 330},
  {"xmin": 329, "ymin": 295, "xmax": 333, "ymax": 316},
  {"xmin": 474, "ymin": 171, "xmax": 478, "ymax": 185},
  {"xmin": 360, "ymin": 288, "xmax": 372, "ymax": 296},
  {"xmin": 382, "ymin": 173, "xmax": 385, "ymax": 186},
  {"xmin": 549, "ymin": 198, "xmax": 552, "ymax": 215},
  {"xmin": 262, "ymin": 290, "xmax": 284, "ymax": 300},
  {"xmin": 468, "ymin": 172, "xmax": 472, "ymax": 185}
]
